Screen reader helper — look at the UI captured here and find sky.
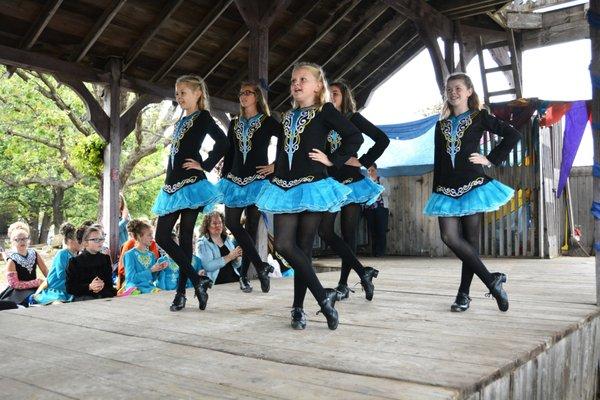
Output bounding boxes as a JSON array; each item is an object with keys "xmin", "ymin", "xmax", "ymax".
[{"xmin": 361, "ymin": 38, "xmax": 592, "ymax": 166}]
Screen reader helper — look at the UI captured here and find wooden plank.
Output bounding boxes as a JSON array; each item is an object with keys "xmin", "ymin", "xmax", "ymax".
[
  {"xmin": 123, "ymin": 0, "xmax": 184, "ymax": 71},
  {"xmin": 151, "ymin": 0, "xmax": 233, "ymax": 82},
  {"xmin": 71, "ymin": 0, "xmax": 127, "ymax": 63},
  {"xmin": 380, "ymin": 0, "xmax": 452, "ymax": 39},
  {"xmin": 506, "ymin": 11, "xmax": 543, "ymax": 29},
  {"xmin": 19, "ymin": 0, "xmax": 63, "ymax": 50}
]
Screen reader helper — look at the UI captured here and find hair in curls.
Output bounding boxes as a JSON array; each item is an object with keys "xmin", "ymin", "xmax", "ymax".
[
  {"xmin": 441, "ymin": 73, "xmax": 481, "ymax": 119},
  {"xmin": 291, "ymin": 62, "xmax": 330, "ymax": 111},
  {"xmin": 200, "ymin": 211, "xmax": 227, "ymax": 240},
  {"xmin": 127, "ymin": 219, "xmax": 152, "ymax": 240},
  {"xmin": 60, "ymin": 222, "xmax": 77, "ymax": 244}
]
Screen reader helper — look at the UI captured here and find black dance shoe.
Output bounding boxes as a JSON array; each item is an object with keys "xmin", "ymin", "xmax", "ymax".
[
  {"xmin": 257, "ymin": 262, "xmax": 274, "ymax": 293},
  {"xmin": 291, "ymin": 307, "xmax": 307, "ymax": 330},
  {"xmin": 194, "ymin": 276, "xmax": 213, "ymax": 310},
  {"xmin": 450, "ymin": 291, "xmax": 471, "ymax": 312},
  {"xmin": 485, "ymin": 273, "xmax": 509, "ymax": 312},
  {"xmin": 335, "ymin": 283, "xmax": 354, "ymax": 301},
  {"xmin": 360, "ymin": 267, "xmax": 379, "ymax": 301},
  {"xmin": 239, "ymin": 276, "xmax": 253, "ymax": 293},
  {"xmin": 169, "ymin": 292, "xmax": 186, "ymax": 312},
  {"xmin": 317, "ymin": 288, "xmax": 339, "ymax": 330}
]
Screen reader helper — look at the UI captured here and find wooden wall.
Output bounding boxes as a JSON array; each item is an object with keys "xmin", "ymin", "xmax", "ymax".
[{"xmin": 568, "ymin": 166, "xmax": 594, "ymax": 255}]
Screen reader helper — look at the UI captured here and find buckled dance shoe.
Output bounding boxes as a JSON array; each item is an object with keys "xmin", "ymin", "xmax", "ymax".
[
  {"xmin": 239, "ymin": 276, "xmax": 253, "ymax": 293},
  {"xmin": 194, "ymin": 276, "xmax": 213, "ymax": 310},
  {"xmin": 334, "ymin": 283, "xmax": 354, "ymax": 301},
  {"xmin": 291, "ymin": 307, "xmax": 307, "ymax": 330},
  {"xmin": 485, "ymin": 273, "xmax": 509, "ymax": 312},
  {"xmin": 169, "ymin": 292, "xmax": 186, "ymax": 312},
  {"xmin": 450, "ymin": 291, "xmax": 471, "ymax": 312},
  {"xmin": 257, "ymin": 262, "xmax": 274, "ymax": 293},
  {"xmin": 360, "ymin": 267, "xmax": 379, "ymax": 301},
  {"xmin": 317, "ymin": 288, "xmax": 339, "ymax": 330}
]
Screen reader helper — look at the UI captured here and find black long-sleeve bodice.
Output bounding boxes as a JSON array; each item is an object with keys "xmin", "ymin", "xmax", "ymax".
[
  {"xmin": 66, "ymin": 250, "xmax": 116, "ymax": 298},
  {"xmin": 325, "ymin": 112, "xmax": 390, "ymax": 183},
  {"xmin": 162, "ymin": 110, "xmax": 228, "ymax": 193},
  {"xmin": 271, "ymin": 102, "xmax": 363, "ymax": 189},
  {"xmin": 432, "ymin": 109, "xmax": 522, "ymax": 198},
  {"xmin": 221, "ymin": 114, "xmax": 282, "ymax": 185}
]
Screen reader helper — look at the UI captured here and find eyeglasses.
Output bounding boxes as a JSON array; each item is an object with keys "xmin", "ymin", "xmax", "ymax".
[
  {"xmin": 13, "ymin": 237, "xmax": 30, "ymax": 243},
  {"xmin": 238, "ymin": 90, "xmax": 255, "ymax": 97},
  {"xmin": 87, "ymin": 236, "xmax": 106, "ymax": 243}
]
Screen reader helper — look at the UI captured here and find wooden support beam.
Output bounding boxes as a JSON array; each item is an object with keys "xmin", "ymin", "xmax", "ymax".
[
  {"xmin": 151, "ymin": 0, "xmax": 233, "ymax": 82},
  {"xmin": 199, "ymin": 25, "xmax": 248, "ymax": 79},
  {"xmin": 521, "ymin": 3, "xmax": 589, "ymax": 50},
  {"xmin": 248, "ymin": 25, "xmax": 269, "ymax": 84},
  {"xmin": 20, "ymin": 0, "xmax": 63, "ymax": 50},
  {"xmin": 123, "ymin": 0, "xmax": 184, "ymax": 72},
  {"xmin": 506, "ymin": 11, "xmax": 543, "ymax": 29},
  {"xmin": 119, "ymin": 94, "xmax": 161, "ymax": 141},
  {"xmin": 269, "ymin": 0, "xmax": 361, "ymax": 86},
  {"xmin": 589, "ymin": 0, "xmax": 600, "ymax": 305},
  {"xmin": 379, "ymin": 0, "xmax": 452, "ymax": 39},
  {"xmin": 272, "ymin": 12, "xmax": 407, "ymax": 110},
  {"xmin": 444, "ymin": 38, "xmax": 455, "ymax": 74},
  {"xmin": 58, "ymin": 76, "xmax": 110, "ymax": 141},
  {"xmin": 102, "ymin": 57, "xmax": 123, "ymax": 261},
  {"xmin": 417, "ymin": 21, "xmax": 449, "ymax": 95},
  {"xmin": 455, "ymin": 21, "xmax": 467, "ymax": 72},
  {"xmin": 216, "ymin": 1, "xmax": 319, "ymax": 97},
  {"xmin": 0, "ymin": 43, "xmax": 238, "ymax": 113},
  {"xmin": 72, "ymin": 0, "xmax": 127, "ymax": 63}
]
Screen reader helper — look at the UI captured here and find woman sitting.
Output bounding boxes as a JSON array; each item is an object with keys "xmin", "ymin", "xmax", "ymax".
[{"xmin": 196, "ymin": 211, "xmax": 242, "ymax": 285}]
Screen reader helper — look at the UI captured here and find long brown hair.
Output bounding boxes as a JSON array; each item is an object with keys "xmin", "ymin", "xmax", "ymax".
[
  {"xmin": 290, "ymin": 62, "xmax": 330, "ymax": 111},
  {"xmin": 239, "ymin": 81, "xmax": 271, "ymax": 117},
  {"xmin": 441, "ymin": 73, "xmax": 481, "ymax": 119},
  {"xmin": 330, "ymin": 80, "xmax": 357, "ymax": 116},
  {"xmin": 176, "ymin": 74, "xmax": 210, "ymax": 111}
]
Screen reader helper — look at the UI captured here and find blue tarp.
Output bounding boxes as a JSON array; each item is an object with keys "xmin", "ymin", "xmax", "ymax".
[{"xmin": 358, "ymin": 114, "xmax": 438, "ymax": 177}]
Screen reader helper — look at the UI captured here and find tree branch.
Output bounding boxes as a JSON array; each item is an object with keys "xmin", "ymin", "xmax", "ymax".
[
  {"xmin": 3, "ymin": 128, "xmax": 61, "ymax": 150},
  {"xmin": 124, "ymin": 168, "xmax": 166, "ymax": 187}
]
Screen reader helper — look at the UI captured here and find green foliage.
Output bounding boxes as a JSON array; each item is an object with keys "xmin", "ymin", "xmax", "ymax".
[
  {"xmin": 0, "ymin": 66, "xmax": 171, "ymax": 234},
  {"xmin": 72, "ymin": 135, "xmax": 106, "ymax": 177}
]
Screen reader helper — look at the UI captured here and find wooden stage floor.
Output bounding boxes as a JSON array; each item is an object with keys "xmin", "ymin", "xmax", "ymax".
[{"xmin": 0, "ymin": 257, "xmax": 598, "ymax": 399}]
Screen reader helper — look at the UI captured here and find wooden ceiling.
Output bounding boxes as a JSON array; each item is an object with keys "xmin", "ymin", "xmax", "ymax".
[{"xmin": 0, "ymin": 0, "xmax": 513, "ymax": 112}]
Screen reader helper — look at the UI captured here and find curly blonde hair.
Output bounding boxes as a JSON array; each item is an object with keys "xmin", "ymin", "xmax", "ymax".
[{"xmin": 8, "ymin": 221, "xmax": 29, "ymax": 241}]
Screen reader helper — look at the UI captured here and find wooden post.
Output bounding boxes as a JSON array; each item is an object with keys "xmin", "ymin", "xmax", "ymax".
[
  {"xmin": 590, "ymin": 0, "xmax": 600, "ymax": 305},
  {"xmin": 102, "ymin": 57, "xmax": 122, "ymax": 262}
]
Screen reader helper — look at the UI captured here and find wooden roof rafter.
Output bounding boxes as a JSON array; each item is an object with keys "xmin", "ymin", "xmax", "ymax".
[
  {"xmin": 71, "ymin": 0, "xmax": 127, "ymax": 63},
  {"xmin": 150, "ymin": 0, "xmax": 234, "ymax": 82},
  {"xmin": 123, "ymin": 0, "xmax": 185, "ymax": 72},
  {"xmin": 215, "ymin": 1, "xmax": 321, "ymax": 96}
]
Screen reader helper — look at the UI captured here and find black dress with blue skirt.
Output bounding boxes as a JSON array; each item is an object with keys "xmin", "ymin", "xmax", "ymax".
[
  {"xmin": 326, "ymin": 112, "xmax": 390, "ymax": 206},
  {"xmin": 152, "ymin": 110, "xmax": 228, "ymax": 216},
  {"xmin": 423, "ymin": 109, "xmax": 522, "ymax": 217},
  {"xmin": 256, "ymin": 103, "xmax": 364, "ymax": 214},
  {"xmin": 217, "ymin": 114, "xmax": 282, "ymax": 208}
]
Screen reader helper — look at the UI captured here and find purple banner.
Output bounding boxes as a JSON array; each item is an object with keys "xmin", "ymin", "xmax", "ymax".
[{"xmin": 557, "ymin": 101, "xmax": 590, "ymax": 197}]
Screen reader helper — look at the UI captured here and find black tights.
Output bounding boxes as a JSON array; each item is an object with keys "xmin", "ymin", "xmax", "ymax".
[
  {"xmin": 318, "ymin": 203, "xmax": 365, "ymax": 285},
  {"xmin": 225, "ymin": 205, "xmax": 264, "ymax": 278},
  {"xmin": 274, "ymin": 212, "xmax": 327, "ymax": 308},
  {"xmin": 156, "ymin": 208, "xmax": 202, "ymax": 294},
  {"xmin": 438, "ymin": 214, "xmax": 493, "ymax": 294}
]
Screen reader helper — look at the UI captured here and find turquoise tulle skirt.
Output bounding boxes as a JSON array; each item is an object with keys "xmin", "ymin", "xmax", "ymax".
[
  {"xmin": 423, "ymin": 180, "xmax": 514, "ymax": 217},
  {"xmin": 216, "ymin": 178, "xmax": 269, "ymax": 208},
  {"xmin": 152, "ymin": 179, "xmax": 222, "ymax": 216},
  {"xmin": 256, "ymin": 177, "xmax": 351, "ymax": 214},
  {"xmin": 341, "ymin": 177, "xmax": 384, "ymax": 207}
]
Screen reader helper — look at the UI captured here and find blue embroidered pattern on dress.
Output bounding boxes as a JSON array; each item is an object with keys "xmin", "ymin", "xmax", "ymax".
[
  {"xmin": 136, "ymin": 250, "xmax": 152, "ymax": 269},
  {"xmin": 327, "ymin": 130, "xmax": 342, "ymax": 152},
  {"xmin": 170, "ymin": 111, "xmax": 200, "ymax": 169},
  {"xmin": 234, "ymin": 114, "xmax": 264, "ymax": 164},
  {"xmin": 283, "ymin": 107, "xmax": 317, "ymax": 170},
  {"xmin": 440, "ymin": 111, "xmax": 476, "ymax": 168}
]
